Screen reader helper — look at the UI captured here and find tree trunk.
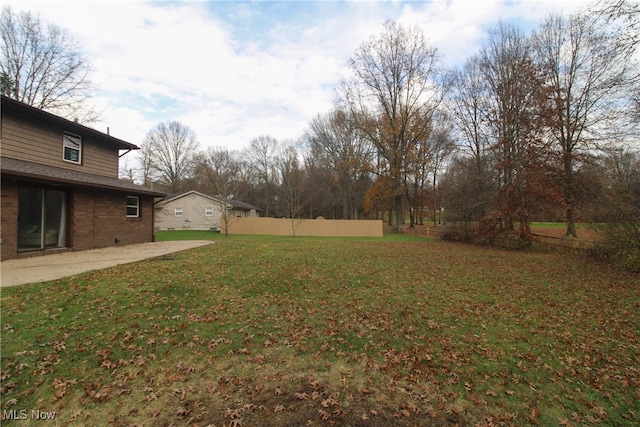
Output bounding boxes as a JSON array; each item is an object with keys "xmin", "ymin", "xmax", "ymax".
[
  {"xmin": 564, "ymin": 153, "xmax": 578, "ymax": 238},
  {"xmin": 565, "ymin": 205, "xmax": 577, "ymax": 238},
  {"xmin": 394, "ymin": 195, "xmax": 404, "ymax": 232}
]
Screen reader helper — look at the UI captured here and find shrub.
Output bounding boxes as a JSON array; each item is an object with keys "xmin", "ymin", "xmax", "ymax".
[
  {"xmin": 493, "ymin": 231, "xmax": 533, "ymax": 250},
  {"xmin": 589, "ymin": 227, "xmax": 640, "ymax": 273},
  {"xmin": 475, "ymin": 217, "xmax": 533, "ymax": 250},
  {"xmin": 438, "ymin": 223, "xmax": 476, "ymax": 243}
]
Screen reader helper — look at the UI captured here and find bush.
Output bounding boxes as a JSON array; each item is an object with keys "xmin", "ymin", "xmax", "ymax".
[
  {"xmin": 493, "ymin": 232, "xmax": 533, "ymax": 250},
  {"xmin": 438, "ymin": 223, "xmax": 476, "ymax": 243},
  {"xmin": 438, "ymin": 222, "xmax": 534, "ymax": 250},
  {"xmin": 589, "ymin": 228, "xmax": 640, "ymax": 273},
  {"xmin": 474, "ymin": 217, "xmax": 533, "ymax": 250}
]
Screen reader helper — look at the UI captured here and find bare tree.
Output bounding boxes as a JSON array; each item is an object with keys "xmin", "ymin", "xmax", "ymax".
[
  {"xmin": 532, "ymin": 6, "xmax": 639, "ymax": 237},
  {"xmin": 338, "ymin": 20, "xmax": 445, "ymax": 232},
  {"xmin": 304, "ymin": 109, "xmax": 373, "ymax": 219},
  {"xmin": 301, "ymin": 152, "xmax": 336, "ymax": 219},
  {"xmin": 593, "ymin": 0, "xmax": 639, "ymax": 53},
  {"xmin": 140, "ymin": 121, "xmax": 199, "ymax": 193},
  {"xmin": 244, "ymin": 135, "xmax": 279, "ymax": 217},
  {"xmin": 194, "ymin": 147, "xmax": 245, "ymax": 236},
  {"xmin": 448, "ymin": 56, "xmax": 497, "ymax": 222},
  {"xmin": 439, "ymin": 155, "xmax": 485, "ymax": 227},
  {"xmin": 137, "ymin": 141, "xmax": 156, "ymax": 188},
  {"xmin": 426, "ymin": 122, "xmax": 457, "ymax": 226},
  {"xmin": 449, "ymin": 56, "xmax": 492, "ymax": 177},
  {"xmin": 591, "ymin": 147, "xmax": 640, "ymax": 271},
  {"xmin": 480, "ymin": 22, "xmax": 551, "ymax": 240},
  {"xmin": 277, "ymin": 144, "xmax": 305, "ymax": 235},
  {"xmin": 0, "ymin": 6, "xmax": 99, "ymax": 122},
  {"xmin": 118, "ymin": 155, "xmax": 136, "ymax": 183}
]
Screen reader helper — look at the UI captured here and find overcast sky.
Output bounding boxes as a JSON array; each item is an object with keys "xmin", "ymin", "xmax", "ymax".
[{"xmin": 7, "ymin": 0, "xmax": 592, "ymax": 156}]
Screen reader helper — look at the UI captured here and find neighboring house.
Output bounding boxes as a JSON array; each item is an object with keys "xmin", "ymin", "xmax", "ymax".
[
  {"xmin": 0, "ymin": 95, "xmax": 165, "ymax": 261},
  {"xmin": 154, "ymin": 190, "xmax": 260, "ymax": 230}
]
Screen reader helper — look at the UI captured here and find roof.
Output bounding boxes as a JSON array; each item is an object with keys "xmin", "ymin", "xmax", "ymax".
[
  {"xmin": 229, "ymin": 199, "xmax": 261, "ymax": 211},
  {"xmin": 1, "ymin": 156, "xmax": 166, "ymax": 197},
  {"xmin": 157, "ymin": 190, "xmax": 261, "ymax": 211},
  {"xmin": 1, "ymin": 95, "xmax": 139, "ymax": 151},
  {"xmin": 158, "ymin": 190, "xmax": 220, "ymax": 204}
]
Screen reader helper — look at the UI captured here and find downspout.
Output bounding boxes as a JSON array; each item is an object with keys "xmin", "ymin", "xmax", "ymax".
[
  {"xmin": 152, "ymin": 197, "xmax": 163, "ymax": 242},
  {"xmin": 151, "ymin": 196, "xmax": 155, "ymax": 242}
]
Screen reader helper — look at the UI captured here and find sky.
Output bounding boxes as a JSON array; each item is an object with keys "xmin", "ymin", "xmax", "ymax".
[{"xmin": 6, "ymin": 0, "xmax": 593, "ymax": 160}]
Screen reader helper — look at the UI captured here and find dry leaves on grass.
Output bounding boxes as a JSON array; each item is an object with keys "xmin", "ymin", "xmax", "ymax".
[{"xmin": 1, "ymin": 239, "xmax": 638, "ymax": 426}]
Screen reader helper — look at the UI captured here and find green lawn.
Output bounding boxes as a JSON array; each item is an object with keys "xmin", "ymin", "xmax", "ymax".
[
  {"xmin": 531, "ymin": 222, "xmax": 568, "ymax": 228},
  {"xmin": 1, "ymin": 237, "xmax": 638, "ymax": 426},
  {"xmin": 154, "ymin": 229, "xmax": 221, "ymax": 241}
]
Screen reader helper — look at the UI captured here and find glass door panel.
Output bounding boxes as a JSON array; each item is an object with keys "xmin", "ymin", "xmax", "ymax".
[
  {"xmin": 18, "ymin": 187, "xmax": 44, "ymax": 250},
  {"xmin": 45, "ymin": 190, "xmax": 66, "ymax": 248},
  {"xmin": 18, "ymin": 187, "xmax": 67, "ymax": 251}
]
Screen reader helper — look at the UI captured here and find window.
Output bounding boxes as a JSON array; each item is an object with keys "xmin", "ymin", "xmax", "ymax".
[
  {"xmin": 174, "ymin": 207, "xmax": 183, "ymax": 217},
  {"xmin": 204, "ymin": 207, "xmax": 214, "ymax": 217},
  {"xmin": 126, "ymin": 196, "xmax": 139, "ymax": 217},
  {"xmin": 63, "ymin": 131, "xmax": 82, "ymax": 163}
]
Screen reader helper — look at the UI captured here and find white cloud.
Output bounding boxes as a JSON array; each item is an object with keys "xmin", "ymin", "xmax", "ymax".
[{"xmin": 6, "ymin": 0, "xmax": 593, "ymax": 159}]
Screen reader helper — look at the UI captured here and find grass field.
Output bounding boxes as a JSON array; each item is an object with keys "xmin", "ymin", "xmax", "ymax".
[
  {"xmin": 154, "ymin": 229, "xmax": 221, "ymax": 241},
  {"xmin": 1, "ymin": 234, "xmax": 638, "ymax": 426}
]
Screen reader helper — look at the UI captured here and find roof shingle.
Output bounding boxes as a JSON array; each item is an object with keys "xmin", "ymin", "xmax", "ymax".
[{"xmin": 1, "ymin": 156, "xmax": 165, "ymax": 197}]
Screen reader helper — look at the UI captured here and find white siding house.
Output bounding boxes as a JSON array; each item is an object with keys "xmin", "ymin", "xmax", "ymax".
[{"xmin": 154, "ymin": 190, "xmax": 259, "ymax": 230}]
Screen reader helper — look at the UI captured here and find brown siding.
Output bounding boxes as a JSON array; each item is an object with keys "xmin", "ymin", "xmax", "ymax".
[{"xmin": 1, "ymin": 111, "xmax": 119, "ymax": 177}]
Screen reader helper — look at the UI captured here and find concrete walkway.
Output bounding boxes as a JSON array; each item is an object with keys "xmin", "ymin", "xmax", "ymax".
[{"xmin": 0, "ymin": 241, "xmax": 213, "ymax": 287}]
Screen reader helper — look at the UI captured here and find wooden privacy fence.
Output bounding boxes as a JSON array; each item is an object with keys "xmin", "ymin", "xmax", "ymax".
[{"xmin": 223, "ymin": 217, "xmax": 383, "ymax": 237}]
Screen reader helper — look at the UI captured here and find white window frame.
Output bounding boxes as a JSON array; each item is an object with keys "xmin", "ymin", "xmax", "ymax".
[
  {"xmin": 63, "ymin": 131, "xmax": 82, "ymax": 164},
  {"xmin": 174, "ymin": 207, "xmax": 183, "ymax": 217},
  {"xmin": 126, "ymin": 196, "xmax": 139, "ymax": 218},
  {"xmin": 204, "ymin": 207, "xmax": 214, "ymax": 217}
]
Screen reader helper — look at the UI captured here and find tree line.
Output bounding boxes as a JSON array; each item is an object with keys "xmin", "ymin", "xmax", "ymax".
[
  {"xmin": 132, "ymin": 0, "xmax": 639, "ymax": 242},
  {"xmin": 2, "ymin": 2, "xmax": 638, "ymax": 246}
]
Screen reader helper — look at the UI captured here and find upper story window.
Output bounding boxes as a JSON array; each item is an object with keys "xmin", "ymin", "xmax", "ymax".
[
  {"xmin": 174, "ymin": 207, "xmax": 183, "ymax": 217},
  {"xmin": 126, "ymin": 196, "xmax": 139, "ymax": 218},
  {"xmin": 63, "ymin": 131, "xmax": 82, "ymax": 164},
  {"xmin": 204, "ymin": 207, "xmax": 214, "ymax": 217}
]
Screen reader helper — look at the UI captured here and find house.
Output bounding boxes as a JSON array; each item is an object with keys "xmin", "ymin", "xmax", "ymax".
[
  {"xmin": 0, "ymin": 95, "xmax": 165, "ymax": 261},
  {"xmin": 154, "ymin": 190, "xmax": 260, "ymax": 230}
]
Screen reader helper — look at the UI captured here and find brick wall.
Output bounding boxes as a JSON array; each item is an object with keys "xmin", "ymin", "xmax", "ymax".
[
  {"xmin": 0, "ymin": 181, "xmax": 155, "ymax": 260},
  {"xmin": 71, "ymin": 189, "xmax": 154, "ymax": 251},
  {"xmin": 1, "ymin": 178, "xmax": 19, "ymax": 261}
]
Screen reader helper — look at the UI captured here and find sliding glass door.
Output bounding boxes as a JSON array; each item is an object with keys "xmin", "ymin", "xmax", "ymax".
[{"xmin": 18, "ymin": 187, "xmax": 67, "ymax": 251}]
